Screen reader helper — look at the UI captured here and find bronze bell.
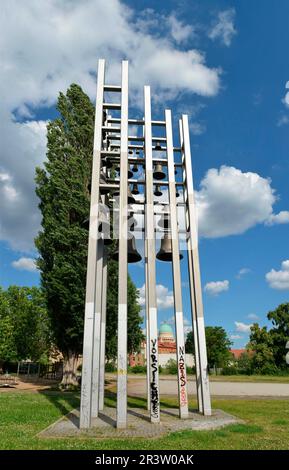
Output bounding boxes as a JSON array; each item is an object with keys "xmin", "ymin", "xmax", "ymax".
[
  {"xmin": 115, "ymin": 166, "xmax": 133, "ymax": 178},
  {"xmin": 128, "ymin": 216, "xmax": 138, "ymax": 231},
  {"xmin": 127, "ymin": 186, "xmax": 135, "ymax": 204},
  {"xmin": 154, "ymin": 141, "xmax": 162, "ymax": 151},
  {"xmin": 128, "ymin": 166, "xmax": 133, "ymax": 179},
  {"xmin": 153, "ymin": 163, "xmax": 166, "ymax": 180},
  {"xmin": 154, "ymin": 184, "xmax": 163, "ymax": 197},
  {"xmin": 132, "ymin": 163, "xmax": 138, "ymax": 173},
  {"xmin": 156, "ymin": 232, "xmax": 183, "ymax": 262},
  {"xmin": 131, "ymin": 183, "xmax": 140, "ymax": 195},
  {"xmin": 112, "ymin": 235, "xmax": 142, "ymax": 263},
  {"xmin": 176, "ymin": 188, "xmax": 180, "ymax": 198},
  {"xmin": 113, "ymin": 186, "xmax": 135, "ymax": 204},
  {"xmin": 158, "ymin": 214, "xmax": 170, "ymax": 230}
]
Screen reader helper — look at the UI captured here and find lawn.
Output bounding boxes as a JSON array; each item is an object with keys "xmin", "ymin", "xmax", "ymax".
[
  {"xmin": 209, "ymin": 375, "xmax": 289, "ymax": 383},
  {"xmin": 0, "ymin": 391, "xmax": 289, "ymax": 450}
]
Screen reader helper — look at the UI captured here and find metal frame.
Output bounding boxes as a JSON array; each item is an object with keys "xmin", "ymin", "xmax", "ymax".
[
  {"xmin": 181, "ymin": 114, "xmax": 211, "ymax": 416},
  {"xmin": 165, "ymin": 109, "xmax": 189, "ymax": 419},
  {"xmin": 144, "ymin": 86, "xmax": 160, "ymax": 423},
  {"xmin": 80, "ymin": 59, "xmax": 211, "ymax": 429},
  {"xmin": 116, "ymin": 60, "xmax": 129, "ymax": 428},
  {"xmin": 80, "ymin": 59, "xmax": 105, "ymax": 429}
]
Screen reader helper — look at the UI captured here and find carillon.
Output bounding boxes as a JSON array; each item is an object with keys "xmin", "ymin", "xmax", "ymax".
[{"xmin": 80, "ymin": 59, "xmax": 211, "ymax": 430}]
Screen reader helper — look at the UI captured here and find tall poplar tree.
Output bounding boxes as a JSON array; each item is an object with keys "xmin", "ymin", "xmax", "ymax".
[{"xmin": 35, "ymin": 84, "xmax": 143, "ymax": 386}]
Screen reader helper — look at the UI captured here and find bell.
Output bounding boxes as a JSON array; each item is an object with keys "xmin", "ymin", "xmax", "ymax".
[
  {"xmin": 115, "ymin": 166, "xmax": 133, "ymax": 178},
  {"xmin": 131, "ymin": 183, "xmax": 140, "ymax": 195},
  {"xmin": 112, "ymin": 235, "xmax": 142, "ymax": 263},
  {"xmin": 128, "ymin": 216, "xmax": 138, "ymax": 231},
  {"xmin": 114, "ymin": 186, "xmax": 135, "ymax": 204},
  {"xmin": 154, "ymin": 184, "xmax": 163, "ymax": 197},
  {"xmin": 128, "ymin": 166, "xmax": 133, "ymax": 179},
  {"xmin": 99, "ymin": 172, "xmax": 110, "ymax": 195},
  {"xmin": 127, "ymin": 186, "xmax": 135, "ymax": 204},
  {"xmin": 153, "ymin": 163, "xmax": 166, "ymax": 180},
  {"xmin": 176, "ymin": 188, "xmax": 180, "ymax": 198},
  {"xmin": 158, "ymin": 214, "xmax": 170, "ymax": 230},
  {"xmin": 132, "ymin": 163, "xmax": 138, "ymax": 173},
  {"xmin": 156, "ymin": 232, "xmax": 183, "ymax": 262},
  {"xmin": 154, "ymin": 141, "xmax": 162, "ymax": 151}
]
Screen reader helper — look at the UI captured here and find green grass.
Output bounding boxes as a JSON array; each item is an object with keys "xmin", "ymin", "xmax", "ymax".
[
  {"xmin": 118, "ymin": 373, "xmax": 289, "ymax": 383},
  {"xmin": 0, "ymin": 391, "xmax": 289, "ymax": 449},
  {"xmin": 209, "ymin": 375, "xmax": 289, "ymax": 383}
]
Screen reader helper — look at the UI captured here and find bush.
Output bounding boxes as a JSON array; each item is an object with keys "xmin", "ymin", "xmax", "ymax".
[
  {"xmin": 221, "ymin": 366, "xmax": 239, "ymax": 375},
  {"xmin": 165, "ymin": 359, "xmax": 178, "ymax": 375},
  {"xmin": 128, "ymin": 365, "xmax": 146, "ymax": 374},
  {"xmin": 105, "ymin": 362, "xmax": 116, "ymax": 372},
  {"xmin": 159, "ymin": 365, "xmax": 164, "ymax": 374}
]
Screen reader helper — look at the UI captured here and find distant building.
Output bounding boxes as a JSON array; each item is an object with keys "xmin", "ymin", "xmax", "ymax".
[
  {"xmin": 129, "ymin": 322, "xmax": 194, "ymax": 368},
  {"xmin": 230, "ymin": 349, "xmax": 247, "ymax": 360}
]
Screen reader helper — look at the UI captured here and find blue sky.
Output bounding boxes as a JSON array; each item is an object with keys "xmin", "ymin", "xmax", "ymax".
[{"xmin": 1, "ymin": 0, "xmax": 289, "ymax": 349}]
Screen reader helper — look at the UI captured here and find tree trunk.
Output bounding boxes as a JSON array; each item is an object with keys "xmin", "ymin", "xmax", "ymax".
[{"xmin": 60, "ymin": 351, "xmax": 79, "ymax": 389}]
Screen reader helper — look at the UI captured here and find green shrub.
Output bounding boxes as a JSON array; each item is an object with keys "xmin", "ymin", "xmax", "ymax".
[
  {"xmin": 165, "ymin": 359, "xmax": 178, "ymax": 375},
  {"xmin": 105, "ymin": 362, "xmax": 116, "ymax": 372},
  {"xmin": 128, "ymin": 365, "xmax": 146, "ymax": 374},
  {"xmin": 222, "ymin": 366, "xmax": 239, "ymax": 375}
]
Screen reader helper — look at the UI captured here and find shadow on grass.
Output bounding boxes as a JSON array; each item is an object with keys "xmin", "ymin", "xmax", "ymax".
[{"xmin": 35, "ymin": 387, "xmax": 197, "ymax": 428}]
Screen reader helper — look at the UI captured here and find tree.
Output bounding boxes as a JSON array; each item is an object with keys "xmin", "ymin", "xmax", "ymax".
[
  {"xmin": 0, "ymin": 289, "xmax": 17, "ymax": 369},
  {"xmin": 185, "ymin": 326, "xmax": 232, "ymax": 369},
  {"xmin": 35, "ymin": 84, "xmax": 143, "ymax": 385},
  {"xmin": 248, "ymin": 323, "xmax": 276, "ymax": 373},
  {"xmin": 0, "ymin": 286, "xmax": 50, "ymax": 369},
  {"xmin": 267, "ymin": 303, "xmax": 289, "ymax": 368}
]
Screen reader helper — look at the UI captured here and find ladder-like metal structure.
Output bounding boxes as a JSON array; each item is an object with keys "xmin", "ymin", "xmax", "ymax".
[{"xmin": 80, "ymin": 59, "xmax": 211, "ymax": 429}]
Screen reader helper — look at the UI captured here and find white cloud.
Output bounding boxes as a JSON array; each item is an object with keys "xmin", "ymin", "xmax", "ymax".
[
  {"xmin": 265, "ymin": 211, "xmax": 289, "ymax": 225},
  {"xmin": 167, "ymin": 14, "xmax": 195, "ymax": 44},
  {"xmin": 235, "ymin": 321, "xmax": 252, "ymax": 333},
  {"xmin": 266, "ymin": 260, "xmax": 289, "ymax": 290},
  {"xmin": 0, "ymin": 115, "xmax": 47, "ymax": 251},
  {"xmin": 196, "ymin": 166, "xmax": 289, "ymax": 238},
  {"xmin": 138, "ymin": 284, "xmax": 174, "ymax": 309},
  {"xmin": 190, "ymin": 122, "xmax": 206, "ymax": 135},
  {"xmin": 208, "ymin": 9, "xmax": 237, "ymax": 46},
  {"xmin": 204, "ymin": 280, "xmax": 229, "ymax": 296},
  {"xmin": 283, "ymin": 81, "xmax": 289, "ymax": 108},
  {"xmin": 277, "ymin": 115, "xmax": 289, "ymax": 127},
  {"xmin": 0, "ymin": 0, "xmax": 221, "ymax": 251},
  {"xmin": 12, "ymin": 257, "xmax": 37, "ymax": 272},
  {"xmin": 230, "ymin": 334, "xmax": 242, "ymax": 340},
  {"xmin": 236, "ymin": 268, "xmax": 251, "ymax": 279},
  {"xmin": 247, "ymin": 313, "xmax": 259, "ymax": 321}
]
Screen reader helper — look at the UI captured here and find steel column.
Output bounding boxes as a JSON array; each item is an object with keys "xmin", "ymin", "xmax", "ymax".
[
  {"xmin": 144, "ymin": 86, "xmax": 160, "ymax": 423},
  {"xmin": 80, "ymin": 59, "xmax": 105, "ymax": 429},
  {"xmin": 98, "ymin": 245, "xmax": 107, "ymax": 411},
  {"xmin": 179, "ymin": 120, "xmax": 203, "ymax": 413},
  {"xmin": 116, "ymin": 60, "xmax": 129, "ymax": 428},
  {"xmin": 91, "ymin": 238, "xmax": 104, "ymax": 417},
  {"xmin": 165, "ymin": 110, "xmax": 189, "ymax": 418},
  {"xmin": 181, "ymin": 114, "xmax": 211, "ymax": 416}
]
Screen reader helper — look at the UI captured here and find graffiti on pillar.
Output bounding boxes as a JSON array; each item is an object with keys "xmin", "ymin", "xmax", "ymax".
[
  {"xmin": 150, "ymin": 338, "xmax": 159, "ymax": 417},
  {"xmin": 179, "ymin": 346, "xmax": 188, "ymax": 406}
]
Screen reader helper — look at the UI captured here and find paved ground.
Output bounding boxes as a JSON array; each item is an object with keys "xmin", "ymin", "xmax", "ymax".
[
  {"xmin": 106, "ymin": 375, "xmax": 289, "ymax": 398},
  {"xmin": 38, "ymin": 406, "xmax": 240, "ymax": 439}
]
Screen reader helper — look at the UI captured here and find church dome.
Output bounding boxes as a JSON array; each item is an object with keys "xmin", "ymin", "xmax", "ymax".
[
  {"xmin": 159, "ymin": 323, "xmax": 173, "ymax": 335},
  {"xmin": 159, "ymin": 323, "xmax": 175, "ymax": 343}
]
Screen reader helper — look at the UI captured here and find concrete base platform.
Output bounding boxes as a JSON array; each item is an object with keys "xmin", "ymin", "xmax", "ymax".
[{"xmin": 38, "ymin": 407, "xmax": 240, "ymax": 439}]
